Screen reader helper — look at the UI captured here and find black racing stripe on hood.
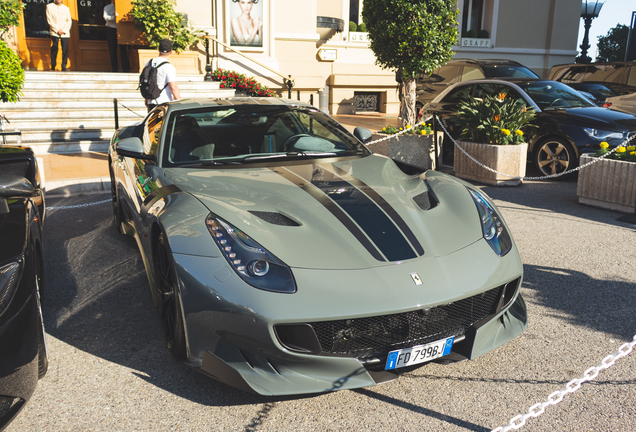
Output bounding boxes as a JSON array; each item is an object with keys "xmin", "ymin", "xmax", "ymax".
[
  {"xmin": 284, "ymin": 165, "xmax": 417, "ymax": 262},
  {"xmin": 270, "ymin": 167, "xmax": 386, "ymax": 262},
  {"xmin": 330, "ymin": 164, "xmax": 425, "ymax": 257}
]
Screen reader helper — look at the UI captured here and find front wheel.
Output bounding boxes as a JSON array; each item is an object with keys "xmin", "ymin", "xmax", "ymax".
[
  {"xmin": 154, "ymin": 233, "xmax": 187, "ymax": 360},
  {"xmin": 532, "ymin": 139, "xmax": 577, "ymax": 177}
]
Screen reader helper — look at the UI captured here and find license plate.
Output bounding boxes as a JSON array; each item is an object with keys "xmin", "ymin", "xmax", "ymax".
[{"xmin": 385, "ymin": 337, "xmax": 454, "ymax": 370}]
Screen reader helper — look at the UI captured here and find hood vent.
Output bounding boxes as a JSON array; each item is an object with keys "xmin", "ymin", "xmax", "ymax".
[
  {"xmin": 413, "ymin": 191, "xmax": 438, "ymax": 211},
  {"xmin": 249, "ymin": 211, "xmax": 301, "ymax": 226}
]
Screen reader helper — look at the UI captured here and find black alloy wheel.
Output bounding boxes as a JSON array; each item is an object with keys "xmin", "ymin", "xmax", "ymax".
[
  {"xmin": 532, "ymin": 138, "xmax": 577, "ymax": 177},
  {"xmin": 154, "ymin": 233, "xmax": 187, "ymax": 360}
]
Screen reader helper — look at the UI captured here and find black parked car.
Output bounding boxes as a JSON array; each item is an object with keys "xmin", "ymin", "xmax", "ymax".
[
  {"xmin": 415, "ymin": 59, "xmax": 540, "ymax": 113},
  {"xmin": 0, "ymin": 146, "xmax": 47, "ymax": 431},
  {"xmin": 422, "ymin": 79, "xmax": 636, "ymax": 176},
  {"xmin": 549, "ymin": 62, "xmax": 636, "ymax": 97}
]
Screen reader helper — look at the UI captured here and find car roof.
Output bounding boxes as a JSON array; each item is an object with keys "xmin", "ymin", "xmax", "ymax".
[
  {"xmin": 161, "ymin": 97, "xmax": 314, "ymax": 113},
  {"xmin": 429, "ymin": 79, "xmax": 543, "ymax": 110},
  {"xmin": 449, "ymin": 58, "xmax": 528, "ymax": 66},
  {"xmin": 552, "ymin": 61, "xmax": 636, "ymax": 68}
]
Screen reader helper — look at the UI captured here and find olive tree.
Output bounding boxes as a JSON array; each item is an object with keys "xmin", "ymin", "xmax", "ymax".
[{"xmin": 362, "ymin": 0, "xmax": 459, "ymax": 127}]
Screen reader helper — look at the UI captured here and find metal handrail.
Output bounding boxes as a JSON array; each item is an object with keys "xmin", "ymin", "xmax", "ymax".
[{"xmin": 201, "ymin": 33, "xmax": 294, "ymax": 98}]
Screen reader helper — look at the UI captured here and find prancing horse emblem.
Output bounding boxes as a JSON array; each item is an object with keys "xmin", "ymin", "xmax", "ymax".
[{"xmin": 411, "ymin": 273, "xmax": 422, "ymax": 286}]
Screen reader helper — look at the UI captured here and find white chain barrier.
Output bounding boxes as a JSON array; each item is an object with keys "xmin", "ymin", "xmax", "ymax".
[
  {"xmin": 433, "ymin": 115, "xmax": 636, "ymax": 181},
  {"xmin": 47, "ymin": 198, "xmax": 111, "ymax": 211},
  {"xmin": 491, "ymin": 334, "xmax": 636, "ymax": 432}
]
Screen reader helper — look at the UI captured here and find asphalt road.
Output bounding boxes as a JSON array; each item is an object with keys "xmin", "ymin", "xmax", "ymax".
[{"xmin": 7, "ymin": 175, "xmax": 636, "ymax": 432}]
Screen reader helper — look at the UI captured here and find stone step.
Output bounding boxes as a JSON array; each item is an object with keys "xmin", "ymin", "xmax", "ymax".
[
  {"xmin": 18, "ymin": 129, "xmax": 114, "ymax": 141},
  {"xmin": 22, "ymin": 81, "xmax": 223, "ymax": 91},
  {"xmin": 18, "ymin": 89, "xmax": 232, "ymax": 100},
  {"xmin": 24, "ymin": 139, "xmax": 111, "ymax": 155},
  {"xmin": 3, "ymin": 109, "xmax": 145, "ymax": 120},
  {"xmin": 23, "ymin": 71, "xmax": 207, "ymax": 82}
]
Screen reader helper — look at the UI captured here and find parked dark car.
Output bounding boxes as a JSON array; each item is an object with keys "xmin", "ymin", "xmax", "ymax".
[
  {"xmin": 567, "ymin": 83, "xmax": 617, "ymax": 106},
  {"xmin": 548, "ymin": 62, "xmax": 636, "ymax": 97},
  {"xmin": 0, "ymin": 146, "xmax": 47, "ymax": 431},
  {"xmin": 422, "ymin": 79, "xmax": 636, "ymax": 176},
  {"xmin": 415, "ymin": 59, "xmax": 540, "ymax": 113}
]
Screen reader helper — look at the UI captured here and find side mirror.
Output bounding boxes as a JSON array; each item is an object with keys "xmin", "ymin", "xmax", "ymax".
[
  {"xmin": 353, "ymin": 127, "xmax": 372, "ymax": 144},
  {"xmin": 116, "ymin": 137, "xmax": 155, "ymax": 161},
  {"xmin": 0, "ymin": 174, "xmax": 35, "ymax": 198}
]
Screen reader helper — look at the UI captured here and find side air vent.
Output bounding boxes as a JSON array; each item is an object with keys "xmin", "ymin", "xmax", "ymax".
[
  {"xmin": 413, "ymin": 191, "xmax": 438, "ymax": 211},
  {"xmin": 249, "ymin": 211, "xmax": 301, "ymax": 226}
]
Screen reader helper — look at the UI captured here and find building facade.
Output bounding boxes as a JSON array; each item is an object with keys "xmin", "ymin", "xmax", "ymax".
[{"xmin": 10, "ymin": 0, "xmax": 582, "ymax": 114}]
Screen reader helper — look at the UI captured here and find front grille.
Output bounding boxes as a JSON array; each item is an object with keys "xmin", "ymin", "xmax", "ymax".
[{"xmin": 309, "ymin": 285, "xmax": 504, "ymax": 359}]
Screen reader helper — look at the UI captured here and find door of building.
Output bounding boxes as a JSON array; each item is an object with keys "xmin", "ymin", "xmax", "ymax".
[{"xmin": 20, "ymin": 0, "xmax": 112, "ymax": 71}]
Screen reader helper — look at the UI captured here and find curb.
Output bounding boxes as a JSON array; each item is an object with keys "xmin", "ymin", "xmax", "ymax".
[{"xmin": 45, "ymin": 176, "xmax": 111, "ymax": 196}]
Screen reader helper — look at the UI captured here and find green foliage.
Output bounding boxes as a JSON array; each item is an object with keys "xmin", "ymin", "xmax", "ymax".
[
  {"xmin": 477, "ymin": 29, "xmax": 489, "ymax": 38},
  {"xmin": 596, "ymin": 24, "xmax": 629, "ymax": 63},
  {"xmin": 211, "ymin": 68, "xmax": 277, "ymax": 97},
  {"xmin": 0, "ymin": 0, "xmax": 23, "ymax": 36},
  {"xmin": 454, "ymin": 93, "xmax": 536, "ymax": 145},
  {"xmin": 466, "ymin": 29, "xmax": 478, "ymax": 38},
  {"xmin": 358, "ymin": 23, "xmax": 367, "ymax": 32},
  {"xmin": 380, "ymin": 122, "xmax": 432, "ymax": 135},
  {"xmin": 0, "ymin": 41, "xmax": 24, "ymax": 102},
  {"xmin": 362, "ymin": 0, "xmax": 459, "ymax": 79},
  {"xmin": 130, "ymin": 0, "xmax": 199, "ymax": 52},
  {"xmin": 349, "ymin": 21, "xmax": 357, "ymax": 32}
]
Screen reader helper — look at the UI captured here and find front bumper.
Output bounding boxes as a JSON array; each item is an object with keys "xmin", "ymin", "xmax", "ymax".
[{"xmin": 174, "ymin": 239, "xmax": 527, "ymax": 396}]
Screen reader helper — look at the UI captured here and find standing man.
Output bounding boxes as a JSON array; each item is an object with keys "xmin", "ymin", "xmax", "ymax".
[
  {"xmin": 103, "ymin": 0, "xmax": 130, "ymax": 72},
  {"xmin": 145, "ymin": 39, "xmax": 181, "ymax": 112},
  {"xmin": 46, "ymin": 0, "xmax": 72, "ymax": 71}
]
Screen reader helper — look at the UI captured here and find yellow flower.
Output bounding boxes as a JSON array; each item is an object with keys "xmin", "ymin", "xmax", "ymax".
[
  {"xmin": 631, "ymin": 151, "xmax": 636, "ymax": 156},
  {"xmin": 599, "ymin": 142, "xmax": 609, "ymax": 149},
  {"xmin": 382, "ymin": 127, "xmax": 386, "ymax": 132},
  {"xmin": 616, "ymin": 147, "xmax": 626, "ymax": 153},
  {"xmin": 420, "ymin": 130, "xmax": 427, "ymax": 135},
  {"xmin": 515, "ymin": 130, "xmax": 523, "ymax": 136},
  {"xmin": 502, "ymin": 129, "xmax": 511, "ymax": 136},
  {"xmin": 406, "ymin": 124, "xmax": 411, "ymax": 129},
  {"xmin": 627, "ymin": 146, "xmax": 636, "ymax": 151},
  {"xmin": 399, "ymin": 127, "xmax": 403, "ymax": 131}
]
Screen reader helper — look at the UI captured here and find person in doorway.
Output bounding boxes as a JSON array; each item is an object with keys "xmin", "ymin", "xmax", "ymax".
[
  {"xmin": 46, "ymin": 0, "xmax": 72, "ymax": 71},
  {"xmin": 103, "ymin": 0, "xmax": 130, "ymax": 72},
  {"xmin": 145, "ymin": 39, "xmax": 181, "ymax": 112}
]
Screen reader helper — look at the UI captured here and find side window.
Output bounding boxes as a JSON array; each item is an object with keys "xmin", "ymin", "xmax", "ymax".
[
  {"xmin": 474, "ymin": 84, "xmax": 526, "ymax": 106},
  {"xmin": 144, "ymin": 110, "xmax": 164, "ymax": 156},
  {"xmin": 554, "ymin": 66, "xmax": 590, "ymax": 83},
  {"xmin": 461, "ymin": 66, "xmax": 485, "ymax": 81},
  {"xmin": 443, "ymin": 85, "xmax": 473, "ymax": 104},
  {"xmin": 432, "ymin": 65, "xmax": 462, "ymax": 84},
  {"xmin": 627, "ymin": 66, "xmax": 636, "ymax": 88}
]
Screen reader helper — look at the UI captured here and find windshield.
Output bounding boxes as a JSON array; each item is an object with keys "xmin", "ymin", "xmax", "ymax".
[
  {"xmin": 520, "ymin": 81, "xmax": 596, "ymax": 110},
  {"xmin": 482, "ymin": 65, "xmax": 539, "ymax": 79},
  {"xmin": 161, "ymin": 105, "xmax": 368, "ymax": 167}
]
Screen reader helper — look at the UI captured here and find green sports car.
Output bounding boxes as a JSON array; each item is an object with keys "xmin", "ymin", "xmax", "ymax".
[{"xmin": 108, "ymin": 98, "xmax": 526, "ymax": 396}]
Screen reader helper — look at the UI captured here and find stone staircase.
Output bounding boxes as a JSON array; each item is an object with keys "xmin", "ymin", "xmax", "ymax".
[{"xmin": 1, "ymin": 71, "xmax": 235, "ymax": 155}]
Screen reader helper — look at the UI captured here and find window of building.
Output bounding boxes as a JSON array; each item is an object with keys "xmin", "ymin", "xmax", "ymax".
[{"xmin": 461, "ymin": 0, "xmax": 485, "ymax": 36}]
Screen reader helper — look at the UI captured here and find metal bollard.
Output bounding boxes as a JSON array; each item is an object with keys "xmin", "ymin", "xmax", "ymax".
[{"xmin": 318, "ymin": 87, "xmax": 329, "ymax": 114}]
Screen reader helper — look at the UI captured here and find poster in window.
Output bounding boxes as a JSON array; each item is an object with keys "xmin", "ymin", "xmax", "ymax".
[{"xmin": 228, "ymin": 0, "xmax": 264, "ymax": 49}]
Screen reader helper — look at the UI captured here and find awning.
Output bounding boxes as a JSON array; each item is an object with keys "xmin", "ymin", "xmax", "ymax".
[{"xmin": 317, "ymin": 17, "xmax": 344, "ymax": 33}]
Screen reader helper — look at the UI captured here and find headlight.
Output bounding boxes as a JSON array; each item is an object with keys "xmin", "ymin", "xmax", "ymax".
[
  {"xmin": 468, "ymin": 189, "xmax": 512, "ymax": 257},
  {"xmin": 0, "ymin": 258, "xmax": 23, "ymax": 316},
  {"xmin": 205, "ymin": 214, "xmax": 296, "ymax": 293},
  {"xmin": 583, "ymin": 128, "xmax": 625, "ymax": 141}
]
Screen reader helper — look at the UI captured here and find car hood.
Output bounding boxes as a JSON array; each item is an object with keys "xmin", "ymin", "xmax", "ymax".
[
  {"xmin": 162, "ymin": 155, "xmax": 484, "ymax": 270},
  {"xmin": 554, "ymin": 107, "xmax": 636, "ymax": 130}
]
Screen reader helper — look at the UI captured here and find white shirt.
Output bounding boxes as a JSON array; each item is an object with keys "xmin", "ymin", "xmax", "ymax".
[
  {"xmin": 46, "ymin": 2, "xmax": 72, "ymax": 38},
  {"xmin": 103, "ymin": 4, "xmax": 117, "ymax": 29},
  {"xmin": 147, "ymin": 57, "xmax": 177, "ymax": 105}
]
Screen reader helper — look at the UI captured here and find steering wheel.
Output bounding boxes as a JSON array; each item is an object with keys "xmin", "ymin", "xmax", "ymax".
[
  {"xmin": 281, "ymin": 134, "xmax": 312, "ymax": 151},
  {"xmin": 548, "ymin": 98, "xmax": 564, "ymax": 107}
]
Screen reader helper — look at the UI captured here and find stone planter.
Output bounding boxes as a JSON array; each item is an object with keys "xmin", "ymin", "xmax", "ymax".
[
  {"xmin": 453, "ymin": 141, "xmax": 527, "ymax": 186},
  {"xmin": 577, "ymin": 154, "xmax": 636, "ymax": 213},
  {"xmin": 368, "ymin": 132, "xmax": 442, "ymax": 171}
]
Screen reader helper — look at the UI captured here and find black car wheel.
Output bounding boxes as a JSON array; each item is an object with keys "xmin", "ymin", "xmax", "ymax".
[
  {"xmin": 154, "ymin": 233, "xmax": 187, "ymax": 360},
  {"xmin": 532, "ymin": 138, "xmax": 577, "ymax": 177},
  {"xmin": 110, "ymin": 167, "xmax": 124, "ymax": 230},
  {"xmin": 35, "ymin": 272, "xmax": 48, "ymax": 379}
]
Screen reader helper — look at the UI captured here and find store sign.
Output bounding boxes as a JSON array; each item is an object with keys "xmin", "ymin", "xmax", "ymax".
[
  {"xmin": 461, "ymin": 38, "xmax": 491, "ymax": 48},
  {"xmin": 319, "ymin": 49, "xmax": 337, "ymax": 61},
  {"xmin": 349, "ymin": 32, "xmax": 370, "ymax": 43}
]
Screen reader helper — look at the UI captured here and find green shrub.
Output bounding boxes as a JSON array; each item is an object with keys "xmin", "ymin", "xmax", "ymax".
[
  {"xmin": 349, "ymin": 21, "xmax": 357, "ymax": 32},
  {"xmin": 357, "ymin": 23, "xmax": 367, "ymax": 32},
  {"xmin": 0, "ymin": 41, "xmax": 24, "ymax": 103},
  {"xmin": 0, "ymin": 0, "xmax": 23, "ymax": 36},
  {"xmin": 466, "ymin": 29, "xmax": 478, "ymax": 38},
  {"xmin": 477, "ymin": 29, "xmax": 489, "ymax": 38},
  {"xmin": 130, "ymin": 0, "xmax": 199, "ymax": 52}
]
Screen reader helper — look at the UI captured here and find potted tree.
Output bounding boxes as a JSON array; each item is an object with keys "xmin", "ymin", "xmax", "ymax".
[
  {"xmin": 452, "ymin": 93, "xmax": 536, "ymax": 186},
  {"xmin": 577, "ymin": 142, "xmax": 636, "ymax": 213},
  {"xmin": 368, "ymin": 122, "xmax": 443, "ymax": 170}
]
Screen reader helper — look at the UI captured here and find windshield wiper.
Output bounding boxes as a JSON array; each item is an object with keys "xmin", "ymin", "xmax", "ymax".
[
  {"xmin": 177, "ymin": 160, "xmax": 237, "ymax": 168},
  {"xmin": 242, "ymin": 152, "xmax": 337, "ymax": 162}
]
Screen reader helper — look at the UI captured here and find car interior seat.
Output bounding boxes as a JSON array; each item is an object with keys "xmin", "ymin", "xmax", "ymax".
[{"xmin": 170, "ymin": 116, "xmax": 211, "ymax": 162}]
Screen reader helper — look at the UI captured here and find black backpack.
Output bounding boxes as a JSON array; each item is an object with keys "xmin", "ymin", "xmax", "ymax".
[{"xmin": 138, "ymin": 61, "xmax": 169, "ymax": 100}]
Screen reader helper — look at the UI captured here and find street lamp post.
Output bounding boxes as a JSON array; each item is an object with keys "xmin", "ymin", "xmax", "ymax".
[{"xmin": 576, "ymin": 0, "xmax": 605, "ymax": 64}]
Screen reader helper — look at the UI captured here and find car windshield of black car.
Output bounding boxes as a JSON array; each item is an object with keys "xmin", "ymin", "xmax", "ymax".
[
  {"xmin": 161, "ymin": 106, "xmax": 366, "ymax": 167},
  {"xmin": 482, "ymin": 65, "xmax": 539, "ymax": 79},
  {"xmin": 522, "ymin": 82, "xmax": 596, "ymax": 110}
]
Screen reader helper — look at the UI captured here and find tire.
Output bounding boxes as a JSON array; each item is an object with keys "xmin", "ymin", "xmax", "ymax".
[
  {"xmin": 110, "ymin": 167, "xmax": 124, "ymax": 230},
  {"xmin": 532, "ymin": 138, "xmax": 577, "ymax": 177},
  {"xmin": 35, "ymin": 273, "xmax": 48, "ymax": 379},
  {"xmin": 154, "ymin": 233, "xmax": 187, "ymax": 360}
]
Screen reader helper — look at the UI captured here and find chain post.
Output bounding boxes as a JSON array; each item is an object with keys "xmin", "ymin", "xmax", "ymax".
[{"xmin": 113, "ymin": 98, "xmax": 119, "ymax": 130}]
